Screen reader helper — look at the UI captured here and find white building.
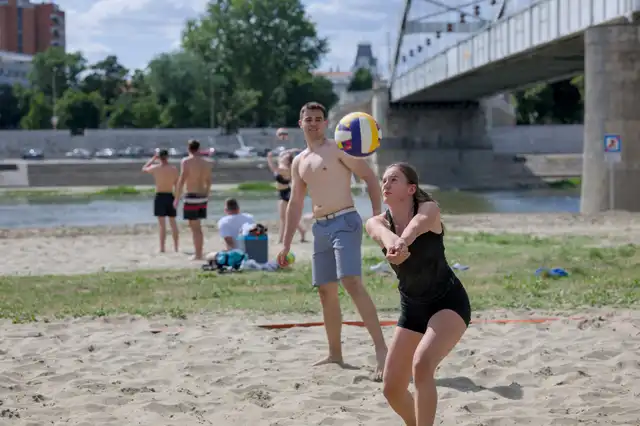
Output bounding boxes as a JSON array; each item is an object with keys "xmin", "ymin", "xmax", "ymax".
[{"xmin": 0, "ymin": 50, "xmax": 32, "ymax": 87}]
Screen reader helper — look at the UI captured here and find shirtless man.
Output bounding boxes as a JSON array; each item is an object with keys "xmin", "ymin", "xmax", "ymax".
[
  {"xmin": 142, "ymin": 149, "xmax": 179, "ymax": 252},
  {"xmin": 173, "ymin": 139, "xmax": 212, "ymax": 260},
  {"xmin": 277, "ymin": 101, "xmax": 388, "ymax": 379}
]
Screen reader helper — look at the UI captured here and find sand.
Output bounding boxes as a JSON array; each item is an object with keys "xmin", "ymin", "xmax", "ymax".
[
  {"xmin": 3, "ymin": 212, "xmax": 640, "ymax": 276},
  {"xmin": 1, "ymin": 310, "xmax": 639, "ymax": 425},
  {"xmin": 1, "ymin": 212, "xmax": 640, "ymax": 425}
]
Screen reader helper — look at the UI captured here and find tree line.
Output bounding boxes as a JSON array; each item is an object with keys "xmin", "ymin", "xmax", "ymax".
[
  {"xmin": 0, "ymin": 0, "xmax": 375, "ymax": 134},
  {"xmin": 0, "ymin": 0, "xmax": 582, "ymax": 133}
]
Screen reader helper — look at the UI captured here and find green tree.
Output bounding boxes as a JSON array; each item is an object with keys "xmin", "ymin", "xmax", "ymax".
[
  {"xmin": 181, "ymin": 0, "xmax": 328, "ymax": 127},
  {"xmin": 20, "ymin": 92, "xmax": 53, "ymax": 129},
  {"xmin": 283, "ymin": 72, "xmax": 338, "ymax": 126},
  {"xmin": 0, "ymin": 84, "xmax": 22, "ymax": 129},
  {"xmin": 347, "ymin": 68, "xmax": 373, "ymax": 92},
  {"xmin": 513, "ymin": 78, "xmax": 583, "ymax": 124},
  {"xmin": 145, "ymin": 51, "xmax": 212, "ymax": 128},
  {"xmin": 55, "ymin": 89, "xmax": 104, "ymax": 132},
  {"xmin": 80, "ymin": 55, "xmax": 129, "ymax": 107},
  {"xmin": 29, "ymin": 47, "xmax": 87, "ymax": 99}
]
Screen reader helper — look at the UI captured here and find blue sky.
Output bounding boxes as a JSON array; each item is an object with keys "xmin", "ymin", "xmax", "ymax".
[{"xmin": 53, "ymin": 0, "xmax": 405, "ymax": 75}]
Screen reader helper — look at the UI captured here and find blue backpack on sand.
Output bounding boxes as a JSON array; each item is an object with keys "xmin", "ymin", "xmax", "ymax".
[{"xmin": 202, "ymin": 249, "xmax": 248, "ymax": 273}]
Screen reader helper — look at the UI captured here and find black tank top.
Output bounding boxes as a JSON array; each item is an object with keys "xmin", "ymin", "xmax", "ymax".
[{"xmin": 382, "ymin": 202, "xmax": 455, "ymax": 303}]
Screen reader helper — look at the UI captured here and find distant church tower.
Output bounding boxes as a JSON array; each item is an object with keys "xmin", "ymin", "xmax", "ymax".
[{"xmin": 351, "ymin": 43, "xmax": 379, "ymax": 77}]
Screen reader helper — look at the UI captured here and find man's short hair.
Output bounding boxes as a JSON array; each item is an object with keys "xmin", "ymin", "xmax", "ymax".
[
  {"xmin": 158, "ymin": 149, "xmax": 169, "ymax": 159},
  {"xmin": 299, "ymin": 102, "xmax": 326, "ymax": 120},
  {"xmin": 225, "ymin": 198, "xmax": 239, "ymax": 211},
  {"xmin": 188, "ymin": 139, "xmax": 200, "ymax": 152}
]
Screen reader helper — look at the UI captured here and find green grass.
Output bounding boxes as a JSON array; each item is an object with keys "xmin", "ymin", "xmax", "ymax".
[
  {"xmin": 0, "ymin": 189, "xmax": 66, "ymax": 198},
  {"xmin": 547, "ymin": 177, "xmax": 581, "ymax": 189},
  {"xmin": 0, "ymin": 232, "xmax": 638, "ymax": 323},
  {"xmin": 91, "ymin": 185, "xmax": 152, "ymax": 196},
  {"xmin": 235, "ymin": 181, "xmax": 276, "ymax": 192},
  {"xmin": 0, "ymin": 186, "xmax": 154, "ymax": 200}
]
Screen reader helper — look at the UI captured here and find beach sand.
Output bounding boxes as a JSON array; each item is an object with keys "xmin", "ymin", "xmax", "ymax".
[
  {"xmin": 1, "ymin": 309, "xmax": 639, "ymax": 425},
  {"xmin": 1, "ymin": 212, "xmax": 640, "ymax": 425},
  {"xmin": 3, "ymin": 212, "xmax": 640, "ymax": 276}
]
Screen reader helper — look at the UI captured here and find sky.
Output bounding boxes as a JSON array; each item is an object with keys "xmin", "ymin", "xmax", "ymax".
[{"xmin": 51, "ymin": 0, "xmax": 405, "ymax": 76}]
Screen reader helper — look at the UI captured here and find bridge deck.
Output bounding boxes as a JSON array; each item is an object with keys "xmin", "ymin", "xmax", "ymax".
[{"xmin": 391, "ymin": 0, "xmax": 639, "ymax": 102}]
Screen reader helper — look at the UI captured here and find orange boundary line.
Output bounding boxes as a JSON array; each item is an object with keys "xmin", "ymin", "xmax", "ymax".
[{"xmin": 257, "ymin": 317, "xmax": 586, "ymax": 330}]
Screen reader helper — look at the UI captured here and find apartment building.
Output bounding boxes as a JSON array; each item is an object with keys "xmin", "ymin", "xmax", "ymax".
[{"xmin": 0, "ymin": 0, "xmax": 65, "ymax": 55}]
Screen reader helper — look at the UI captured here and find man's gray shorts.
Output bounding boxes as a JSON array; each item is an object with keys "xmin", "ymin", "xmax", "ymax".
[{"xmin": 311, "ymin": 209, "xmax": 363, "ymax": 286}]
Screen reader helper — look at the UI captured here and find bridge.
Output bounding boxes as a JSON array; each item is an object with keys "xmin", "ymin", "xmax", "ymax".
[{"xmin": 367, "ymin": 0, "xmax": 640, "ymax": 214}]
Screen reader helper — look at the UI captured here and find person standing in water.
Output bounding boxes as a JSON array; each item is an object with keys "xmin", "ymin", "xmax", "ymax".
[
  {"xmin": 266, "ymin": 149, "xmax": 306, "ymax": 243},
  {"xmin": 365, "ymin": 162, "xmax": 471, "ymax": 426},
  {"xmin": 142, "ymin": 149, "xmax": 179, "ymax": 253},
  {"xmin": 173, "ymin": 139, "xmax": 212, "ymax": 260},
  {"xmin": 277, "ymin": 101, "xmax": 387, "ymax": 380}
]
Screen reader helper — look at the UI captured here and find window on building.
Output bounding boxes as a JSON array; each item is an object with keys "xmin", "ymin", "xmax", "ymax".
[{"xmin": 17, "ymin": 7, "xmax": 23, "ymax": 53}]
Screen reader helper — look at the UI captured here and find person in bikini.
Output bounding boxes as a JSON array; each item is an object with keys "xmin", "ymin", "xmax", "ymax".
[
  {"xmin": 142, "ymin": 149, "xmax": 179, "ymax": 253},
  {"xmin": 173, "ymin": 139, "xmax": 212, "ymax": 260},
  {"xmin": 266, "ymin": 149, "xmax": 306, "ymax": 243},
  {"xmin": 277, "ymin": 101, "xmax": 388, "ymax": 380},
  {"xmin": 365, "ymin": 162, "xmax": 471, "ymax": 426}
]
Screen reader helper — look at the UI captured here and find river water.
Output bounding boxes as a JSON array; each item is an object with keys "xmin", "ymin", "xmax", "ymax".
[{"xmin": 0, "ymin": 189, "xmax": 580, "ymax": 229}]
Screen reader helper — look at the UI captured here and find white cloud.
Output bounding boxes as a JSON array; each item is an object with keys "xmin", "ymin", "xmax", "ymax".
[{"xmin": 54, "ymin": 0, "xmax": 403, "ymax": 75}]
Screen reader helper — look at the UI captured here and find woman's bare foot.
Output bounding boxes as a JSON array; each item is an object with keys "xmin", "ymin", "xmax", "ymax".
[{"xmin": 313, "ymin": 355, "xmax": 344, "ymax": 367}]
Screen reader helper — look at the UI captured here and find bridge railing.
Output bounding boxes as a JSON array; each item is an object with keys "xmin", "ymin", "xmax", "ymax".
[{"xmin": 392, "ymin": 0, "xmax": 640, "ymax": 101}]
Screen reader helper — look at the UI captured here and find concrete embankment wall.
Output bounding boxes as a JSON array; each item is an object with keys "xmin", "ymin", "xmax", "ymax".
[
  {"xmin": 375, "ymin": 150, "xmax": 582, "ymax": 190},
  {"xmin": 0, "ymin": 159, "xmax": 273, "ymax": 188},
  {"xmin": 0, "ymin": 155, "xmax": 582, "ymax": 189}
]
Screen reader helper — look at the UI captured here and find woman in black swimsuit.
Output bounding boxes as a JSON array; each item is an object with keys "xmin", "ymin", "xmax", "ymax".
[
  {"xmin": 365, "ymin": 162, "xmax": 471, "ymax": 426},
  {"xmin": 266, "ymin": 149, "xmax": 306, "ymax": 243}
]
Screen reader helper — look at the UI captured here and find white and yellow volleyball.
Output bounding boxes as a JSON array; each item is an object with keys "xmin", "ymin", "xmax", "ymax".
[{"xmin": 334, "ymin": 112, "xmax": 381, "ymax": 157}]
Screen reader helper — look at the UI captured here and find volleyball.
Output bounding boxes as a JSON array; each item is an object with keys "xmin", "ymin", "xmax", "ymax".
[
  {"xmin": 285, "ymin": 252, "xmax": 296, "ymax": 265},
  {"xmin": 334, "ymin": 112, "xmax": 381, "ymax": 157}
]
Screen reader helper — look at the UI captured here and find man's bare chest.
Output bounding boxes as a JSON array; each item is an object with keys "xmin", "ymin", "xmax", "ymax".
[{"xmin": 300, "ymin": 155, "xmax": 344, "ymax": 181}]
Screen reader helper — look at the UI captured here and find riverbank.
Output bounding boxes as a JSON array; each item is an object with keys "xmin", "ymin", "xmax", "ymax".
[{"xmin": 0, "ymin": 181, "xmax": 376, "ymax": 200}]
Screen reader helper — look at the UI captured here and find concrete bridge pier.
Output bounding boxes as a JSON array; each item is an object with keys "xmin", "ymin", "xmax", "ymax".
[
  {"xmin": 370, "ymin": 89, "xmax": 496, "ymax": 188},
  {"xmin": 581, "ymin": 23, "xmax": 640, "ymax": 213}
]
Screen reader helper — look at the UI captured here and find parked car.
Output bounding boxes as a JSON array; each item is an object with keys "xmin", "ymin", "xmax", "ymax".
[
  {"xmin": 234, "ymin": 146, "xmax": 258, "ymax": 158},
  {"xmin": 167, "ymin": 147, "xmax": 186, "ymax": 158},
  {"xmin": 94, "ymin": 148, "xmax": 118, "ymax": 159},
  {"xmin": 21, "ymin": 148, "xmax": 44, "ymax": 160},
  {"xmin": 211, "ymin": 149, "xmax": 238, "ymax": 159},
  {"xmin": 118, "ymin": 146, "xmax": 146, "ymax": 158},
  {"xmin": 64, "ymin": 148, "xmax": 93, "ymax": 159}
]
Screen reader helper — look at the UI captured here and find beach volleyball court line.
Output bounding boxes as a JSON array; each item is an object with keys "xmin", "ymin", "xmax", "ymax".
[{"xmin": 256, "ymin": 317, "xmax": 586, "ymax": 330}]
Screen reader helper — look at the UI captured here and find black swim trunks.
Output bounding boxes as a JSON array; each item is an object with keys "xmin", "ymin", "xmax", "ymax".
[
  {"xmin": 154, "ymin": 192, "xmax": 176, "ymax": 217},
  {"xmin": 183, "ymin": 193, "xmax": 208, "ymax": 221}
]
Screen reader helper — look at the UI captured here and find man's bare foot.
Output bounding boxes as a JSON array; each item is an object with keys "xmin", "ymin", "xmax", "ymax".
[
  {"xmin": 373, "ymin": 347, "xmax": 387, "ymax": 382},
  {"xmin": 313, "ymin": 355, "xmax": 344, "ymax": 367},
  {"xmin": 190, "ymin": 254, "xmax": 204, "ymax": 261}
]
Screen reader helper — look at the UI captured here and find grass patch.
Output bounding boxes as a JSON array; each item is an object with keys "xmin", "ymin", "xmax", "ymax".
[
  {"xmin": 0, "ymin": 186, "xmax": 155, "ymax": 202},
  {"xmin": 1, "ymin": 232, "xmax": 638, "ymax": 323},
  {"xmin": 547, "ymin": 177, "xmax": 581, "ymax": 189},
  {"xmin": 235, "ymin": 181, "xmax": 276, "ymax": 192},
  {"xmin": 0, "ymin": 189, "xmax": 65, "ymax": 198},
  {"xmin": 91, "ymin": 185, "xmax": 150, "ymax": 196}
]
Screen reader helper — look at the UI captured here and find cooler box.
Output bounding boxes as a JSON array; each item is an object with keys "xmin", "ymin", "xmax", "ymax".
[{"xmin": 237, "ymin": 235, "xmax": 269, "ymax": 263}]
